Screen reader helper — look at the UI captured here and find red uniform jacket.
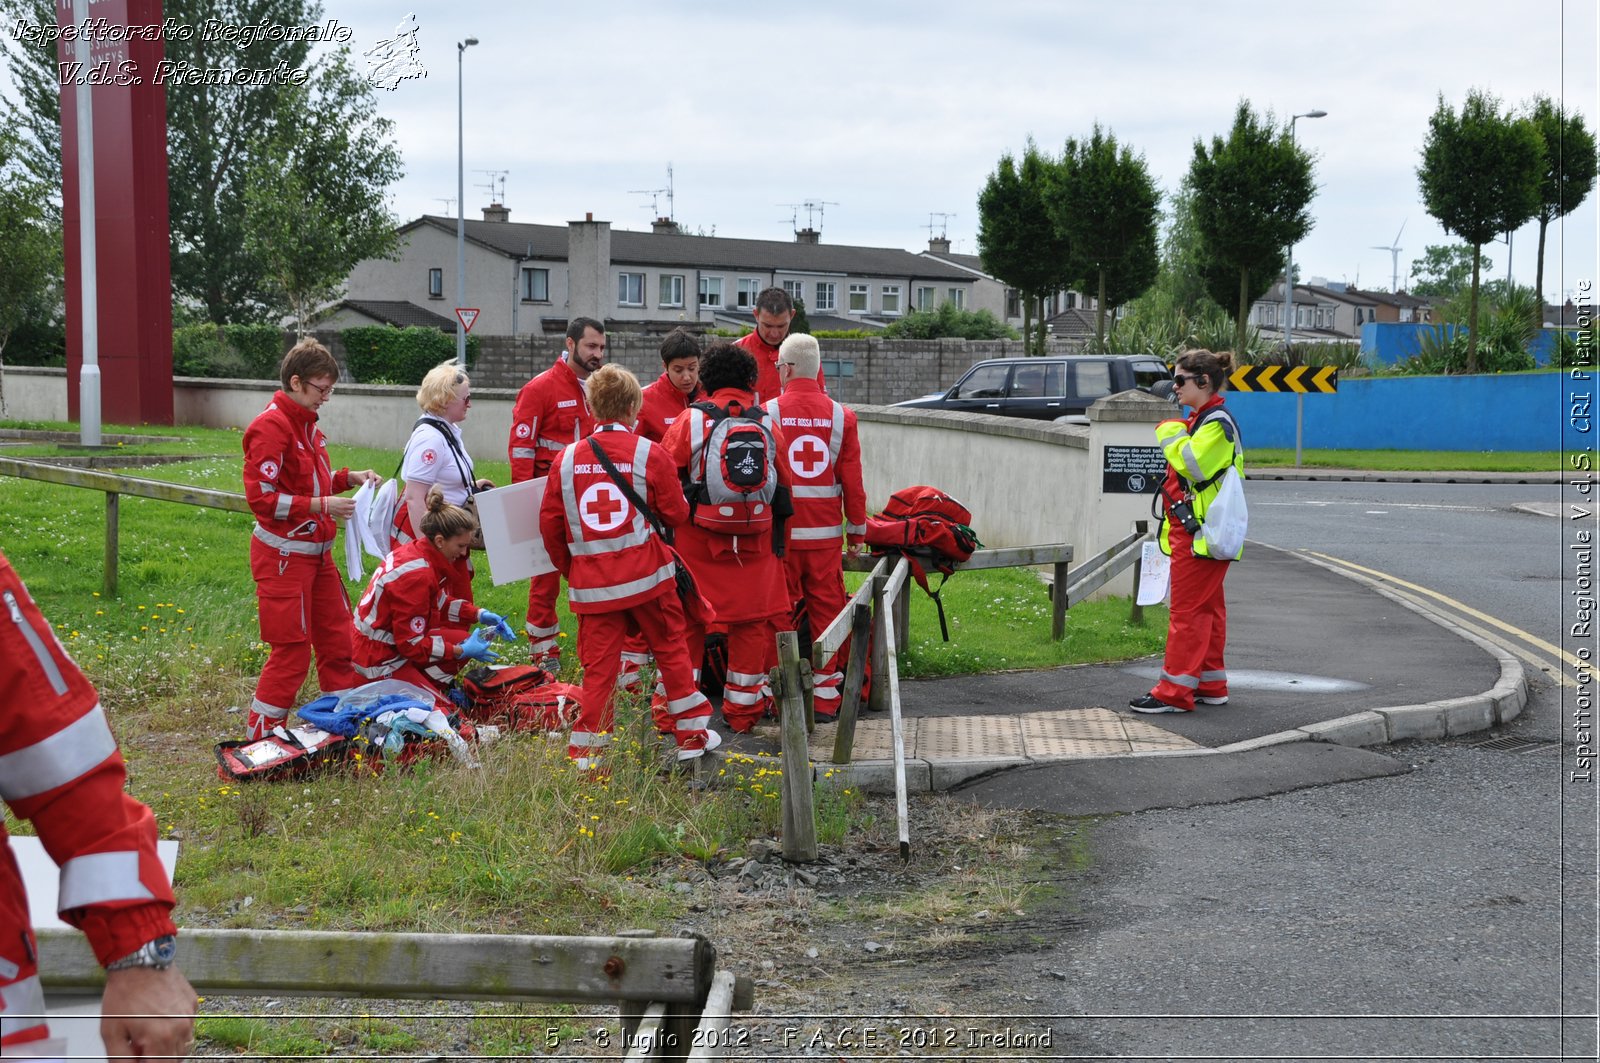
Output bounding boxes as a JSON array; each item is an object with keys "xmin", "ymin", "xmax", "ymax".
[
  {"xmin": 660, "ymin": 388, "xmax": 794, "ymax": 621},
  {"xmin": 540, "ymin": 423, "xmax": 688, "ymax": 614},
  {"xmin": 735, "ymin": 332, "xmax": 826, "ymax": 405},
  {"xmin": 352, "ymin": 539, "xmax": 483, "ymax": 683},
  {"xmin": 509, "ymin": 353, "xmax": 594, "ymax": 484},
  {"xmin": 637, "ymin": 372, "xmax": 697, "ymax": 444},
  {"xmin": 764, "ymin": 379, "xmax": 867, "ymax": 550},
  {"xmin": 0, "ymin": 549, "xmax": 176, "ymax": 1006},
  {"xmin": 243, "ymin": 391, "xmax": 351, "ymax": 554}
]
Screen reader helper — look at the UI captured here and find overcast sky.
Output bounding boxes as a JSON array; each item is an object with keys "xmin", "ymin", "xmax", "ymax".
[{"xmin": 29, "ymin": 1, "xmax": 1600, "ymax": 302}]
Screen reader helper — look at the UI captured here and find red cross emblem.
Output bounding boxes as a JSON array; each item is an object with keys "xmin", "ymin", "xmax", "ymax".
[
  {"xmin": 421, "ymin": 449, "xmax": 437, "ymax": 465},
  {"xmin": 788, "ymin": 435, "xmax": 830, "ymax": 478},
  {"xmin": 515, "ymin": 423, "xmax": 532, "ymax": 439},
  {"xmin": 579, "ymin": 482, "xmax": 629, "ymax": 532},
  {"xmin": 408, "ymin": 616, "xmax": 426, "ymax": 634},
  {"xmin": 259, "ymin": 460, "xmax": 279, "ymax": 480}
]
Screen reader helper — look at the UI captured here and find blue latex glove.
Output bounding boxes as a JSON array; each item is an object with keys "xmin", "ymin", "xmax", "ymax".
[
  {"xmin": 477, "ymin": 610, "xmax": 516, "ymax": 641},
  {"xmin": 460, "ymin": 628, "xmax": 502, "ymax": 663}
]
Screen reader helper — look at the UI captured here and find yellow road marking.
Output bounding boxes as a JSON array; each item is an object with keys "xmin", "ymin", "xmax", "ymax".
[{"xmin": 1303, "ymin": 550, "xmax": 1585, "ymax": 671}]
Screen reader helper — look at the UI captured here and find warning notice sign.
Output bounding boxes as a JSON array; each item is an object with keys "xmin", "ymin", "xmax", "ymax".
[
  {"xmin": 455, "ymin": 308, "xmax": 480, "ymax": 332},
  {"xmin": 1102, "ymin": 445, "xmax": 1166, "ymax": 494}
]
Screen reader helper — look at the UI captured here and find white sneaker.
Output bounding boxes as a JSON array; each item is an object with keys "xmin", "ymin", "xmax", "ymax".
[
  {"xmin": 1196, "ymin": 695, "xmax": 1229, "ymax": 706},
  {"xmin": 676, "ymin": 727, "xmax": 722, "ymax": 761}
]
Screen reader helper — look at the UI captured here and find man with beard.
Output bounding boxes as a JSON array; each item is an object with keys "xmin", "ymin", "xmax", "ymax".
[{"xmin": 509, "ymin": 317, "xmax": 606, "ymax": 670}]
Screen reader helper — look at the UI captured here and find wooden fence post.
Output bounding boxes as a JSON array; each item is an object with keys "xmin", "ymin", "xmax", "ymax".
[
  {"xmin": 867, "ymin": 571, "xmax": 889, "ymax": 714},
  {"xmin": 775, "ymin": 631, "xmax": 818, "ymax": 863},
  {"xmin": 830, "ymin": 604, "xmax": 873, "ymax": 765},
  {"xmin": 104, "ymin": 492, "xmax": 119, "ymax": 598},
  {"xmin": 1050, "ymin": 558, "xmax": 1069, "ymax": 641},
  {"xmin": 894, "ymin": 579, "xmax": 910, "ymax": 653},
  {"xmin": 1129, "ymin": 519, "xmax": 1149, "ymax": 624}
]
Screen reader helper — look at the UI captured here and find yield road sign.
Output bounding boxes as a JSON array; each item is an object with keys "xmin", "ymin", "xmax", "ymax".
[
  {"xmin": 455, "ymin": 308, "xmax": 480, "ymax": 333},
  {"xmin": 1228, "ymin": 365, "xmax": 1338, "ymax": 393}
]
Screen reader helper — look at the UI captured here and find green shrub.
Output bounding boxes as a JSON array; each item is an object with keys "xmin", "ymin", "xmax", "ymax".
[
  {"xmin": 2, "ymin": 320, "xmax": 65, "ymax": 367},
  {"xmin": 342, "ymin": 326, "xmax": 477, "ymax": 385},
  {"xmin": 881, "ymin": 303, "xmax": 1018, "ymax": 340},
  {"xmin": 811, "ymin": 329, "xmax": 877, "ymax": 339},
  {"xmin": 221, "ymin": 324, "xmax": 286, "ymax": 379}
]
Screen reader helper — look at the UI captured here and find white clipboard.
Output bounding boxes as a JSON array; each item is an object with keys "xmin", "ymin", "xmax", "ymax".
[{"xmin": 474, "ymin": 479, "xmax": 557, "ymax": 584}]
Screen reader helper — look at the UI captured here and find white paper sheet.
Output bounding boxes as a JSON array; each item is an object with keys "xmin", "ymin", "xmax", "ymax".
[
  {"xmin": 474, "ymin": 479, "xmax": 556, "ymax": 584},
  {"xmin": 1136, "ymin": 540, "xmax": 1171, "ymax": 606}
]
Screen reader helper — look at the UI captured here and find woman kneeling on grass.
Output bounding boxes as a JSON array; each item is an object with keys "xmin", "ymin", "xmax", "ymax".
[{"xmin": 352, "ymin": 487, "xmax": 513, "ymax": 704}]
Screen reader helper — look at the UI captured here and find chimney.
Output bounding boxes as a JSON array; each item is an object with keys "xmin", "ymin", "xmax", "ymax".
[
  {"xmin": 794, "ymin": 227, "xmax": 820, "ymax": 245},
  {"xmin": 651, "ymin": 216, "xmax": 681, "ymax": 235},
  {"xmin": 928, "ymin": 236, "xmax": 951, "ymax": 254},
  {"xmin": 481, "ymin": 202, "xmax": 510, "ymax": 223},
  {"xmin": 568, "ymin": 216, "xmax": 612, "ymax": 324}
]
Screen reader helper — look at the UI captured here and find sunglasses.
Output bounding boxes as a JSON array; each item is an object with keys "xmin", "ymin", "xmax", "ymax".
[{"xmin": 1172, "ymin": 373, "xmax": 1202, "ymax": 388}]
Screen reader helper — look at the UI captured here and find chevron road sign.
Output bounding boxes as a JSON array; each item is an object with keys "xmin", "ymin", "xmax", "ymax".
[{"xmin": 1228, "ymin": 365, "xmax": 1339, "ymax": 393}]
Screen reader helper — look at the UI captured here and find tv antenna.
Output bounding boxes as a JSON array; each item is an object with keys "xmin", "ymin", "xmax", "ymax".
[
  {"xmin": 475, "ymin": 169, "xmax": 509, "ymax": 205},
  {"xmin": 1369, "ymin": 219, "xmax": 1405, "ymax": 292},
  {"xmin": 925, "ymin": 212, "xmax": 956, "ymax": 240},
  {"xmin": 799, "ymin": 199, "xmax": 838, "ymax": 231},
  {"xmin": 777, "ymin": 203, "xmax": 802, "ymax": 231},
  {"xmin": 628, "ymin": 162, "xmax": 676, "ymax": 221},
  {"xmin": 435, "ymin": 197, "xmax": 455, "ymax": 215}
]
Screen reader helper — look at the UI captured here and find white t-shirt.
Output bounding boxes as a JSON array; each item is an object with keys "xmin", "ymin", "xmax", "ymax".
[{"xmin": 400, "ymin": 418, "xmax": 474, "ymax": 505}]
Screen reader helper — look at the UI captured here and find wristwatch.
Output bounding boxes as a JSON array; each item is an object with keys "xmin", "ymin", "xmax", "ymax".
[{"xmin": 105, "ymin": 934, "xmax": 178, "ymax": 972}]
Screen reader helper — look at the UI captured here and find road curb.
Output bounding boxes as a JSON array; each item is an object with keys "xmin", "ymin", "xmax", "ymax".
[{"xmin": 822, "ymin": 545, "xmax": 1530, "ymax": 795}]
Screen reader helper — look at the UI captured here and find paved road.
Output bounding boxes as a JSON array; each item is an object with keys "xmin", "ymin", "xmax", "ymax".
[{"xmin": 941, "ymin": 479, "xmax": 1596, "ymax": 1062}]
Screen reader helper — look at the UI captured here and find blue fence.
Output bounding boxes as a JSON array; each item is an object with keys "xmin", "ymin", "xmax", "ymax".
[
  {"xmin": 1223, "ymin": 371, "xmax": 1591, "ymax": 451},
  {"xmin": 1361, "ymin": 322, "xmax": 1572, "ymax": 366}
]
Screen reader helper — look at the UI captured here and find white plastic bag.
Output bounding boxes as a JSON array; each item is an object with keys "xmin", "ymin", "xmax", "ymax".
[{"xmin": 1198, "ymin": 467, "xmax": 1248, "ymax": 560}]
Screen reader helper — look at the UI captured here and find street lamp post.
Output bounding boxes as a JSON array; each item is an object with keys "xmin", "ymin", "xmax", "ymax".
[
  {"xmin": 1285, "ymin": 108, "xmax": 1325, "ymax": 468},
  {"xmin": 456, "ymin": 36, "xmax": 479, "ymax": 366}
]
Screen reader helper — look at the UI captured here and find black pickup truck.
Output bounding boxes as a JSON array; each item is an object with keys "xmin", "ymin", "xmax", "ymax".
[{"xmin": 893, "ymin": 355, "xmax": 1172, "ymax": 422}]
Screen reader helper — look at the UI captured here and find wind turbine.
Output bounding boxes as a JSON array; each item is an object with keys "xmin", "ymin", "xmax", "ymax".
[{"xmin": 1370, "ymin": 219, "xmax": 1406, "ymax": 292}]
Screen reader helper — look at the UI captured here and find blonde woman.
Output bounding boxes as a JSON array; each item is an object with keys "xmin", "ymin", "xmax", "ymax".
[{"xmin": 392, "ymin": 360, "xmax": 494, "ymax": 600}]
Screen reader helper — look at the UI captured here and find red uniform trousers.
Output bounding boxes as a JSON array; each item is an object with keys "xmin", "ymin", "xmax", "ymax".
[
  {"xmin": 784, "ymin": 546, "xmax": 854, "ymax": 718},
  {"xmin": 571, "ymin": 588, "xmax": 713, "ymax": 768},
  {"xmin": 381, "ymin": 622, "xmax": 472, "ymax": 708},
  {"xmin": 1150, "ymin": 526, "xmax": 1230, "ymax": 711},
  {"xmin": 249, "ymin": 539, "xmax": 358, "ymax": 737},
  {"xmin": 525, "ymin": 570, "xmax": 562, "ymax": 663}
]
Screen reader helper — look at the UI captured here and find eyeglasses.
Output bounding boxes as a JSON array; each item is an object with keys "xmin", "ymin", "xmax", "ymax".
[{"xmin": 304, "ymin": 380, "xmax": 335, "ymax": 397}]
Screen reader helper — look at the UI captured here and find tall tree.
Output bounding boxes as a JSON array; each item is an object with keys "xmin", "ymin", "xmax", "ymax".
[
  {"xmin": 243, "ymin": 73, "xmax": 401, "ymax": 334},
  {"xmin": 1054, "ymin": 124, "xmax": 1161, "ymax": 349},
  {"xmin": 2, "ymin": 0, "xmax": 403, "ymax": 324},
  {"xmin": 1417, "ymin": 90, "xmax": 1543, "ymax": 372},
  {"xmin": 0, "ymin": 129, "xmax": 62, "ymax": 415},
  {"xmin": 1525, "ymin": 96, "xmax": 1598, "ymax": 309},
  {"xmin": 1408, "ymin": 243, "xmax": 1495, "ymax": 298},
  {"xmin": 978, "ymin": 140, "xmax": 1074, "ymax": 356},
  {"xmin": 1187, "ymin": 101, "xmax": 1316, "ymax": 353}
]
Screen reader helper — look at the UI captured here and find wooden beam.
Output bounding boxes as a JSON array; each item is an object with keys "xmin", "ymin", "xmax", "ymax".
[
  {"xmin": 814, "ymin": 557, "xmax": 882, "ymax": 659},
  {"xmin": 103, "ymin": 492, "xmax": 119, "ymax": 598},
  {"xmin": 36, "ymin": 928, "xmax": 716, "ymax": 1004},
  {"xmin": 0, "ymin": 456, "xmax": 252, "ymax": 513},
  {"xmin": 776, "ymin": 630, "xmax": 819, "ymax": 863},
  {"xmin": 1051, "ymin": 558, "xmax": 1069, "ymax": 641},
  {"xmin": 687, "ymin": 970, "xmax": 739, "ymax": 1062},
  {"xmin": 1065, "ymin": 535, "xmax": 1147, "ymax": 608}
]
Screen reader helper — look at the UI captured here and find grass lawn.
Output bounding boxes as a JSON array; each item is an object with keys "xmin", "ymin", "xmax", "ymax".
[
  {"xmin": 0, "ymin": 420, "xmax": 1157, "ymax": 925},
  {"xmin": 1250, "ymin": 448, "xmax": 1564, "ymax": 472}
]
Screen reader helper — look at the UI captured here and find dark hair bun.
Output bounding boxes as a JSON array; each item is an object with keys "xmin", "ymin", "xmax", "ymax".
[{"xmin": 425, "ymin": 485, "xmax": 447, "ymax": 511}]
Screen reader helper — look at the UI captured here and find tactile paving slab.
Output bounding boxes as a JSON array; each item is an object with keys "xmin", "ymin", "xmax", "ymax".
[
  {"xmin": 1021, "ymin": 708, "xmax": 1133, "ymax": 758},
  {"xmin": 914, "ymin": 715, "xmax": 1026, "ymax": 759},
  {"xmin": 809, "ymin": 718, "xmax": 918, "ymax": 761}
]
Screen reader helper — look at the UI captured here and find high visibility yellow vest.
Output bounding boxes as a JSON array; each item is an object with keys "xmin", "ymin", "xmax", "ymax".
[{"xmin": 1156, "ymin": 404, "xmax": 1245, "ymax": 559}]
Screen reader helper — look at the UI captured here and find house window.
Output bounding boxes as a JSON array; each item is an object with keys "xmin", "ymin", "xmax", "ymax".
[
  {"xmin": 881, "ymin": 285, "xmax": 902, "ymax": 315},
  {"xmin": 782, "ymin": 280, "xmax": 804, "ymax": 304},
  {"xmin": 659, "ymin": 274, "xmax": 685, "ymax": 308},
  {"xmin": 428, "ymin": 268, "xmax": 443, "ymax": 299},
  {"xmin": 618, "ymin": 272, "xmax": 644, "ymax": 307},
  {"xmin": 814, "ymin": 282, "xmax": 837, "ymax": 312},
  {"xmin": 699, "ymin": 276, "xmax": 723, "ymax": 308},
  {"xmin": 848, "ymin": 283, "xmax": 869, "ymax": 313},
  {"xmin": 737, "ymin": 278, "xmax": 763, "ymax": 309},
  {"xmin": 1005, "ymin": 289, "xmax": 1020, "ymax": 318},
  {"xmin": 915, "ymin": 286, "xmax": 936, "ymax": 312},
  {"xmin": 521, "ymin": 267, "xmax": 549, "ymax": 302},
  {"xmin": 946, "ymin": 288, "xmax": 965, "ymax": 310}
]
